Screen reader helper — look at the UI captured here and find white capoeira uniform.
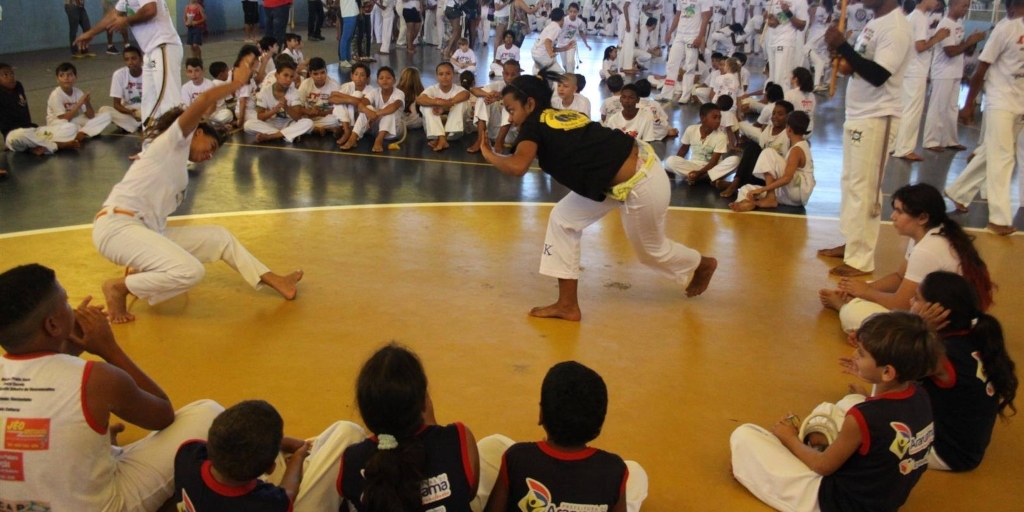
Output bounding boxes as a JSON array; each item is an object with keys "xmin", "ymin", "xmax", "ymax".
[
  {"xmin": 423, "ymin": 0, "xmax": 440, "ymax": 46},
  {"xmin": 785, "ymin": 87, "xmax": 816, "ymax": 133},
  {"xmin": 737, "ymin": 140, "xmax": 815, "ymax": 205},
  {"xmin": 180, "ymin": 78, "xmax": 214, "ymax": 110},
  {"xmin": 490, "ymin": 44, "xmax": 521, "ymax": 76},
  {"xmin": 551, "ymin": 92, "xmax": 592, "ymax": 118},
  {"xmin": 206, "ymin": 79, "xmax": 236, "ymax": 124},
  {"xmin": 556, "ymin": 15, "xmax": 586, "ymax": 72},
  {"xmin": 891, "ymin": 7, "xmax": 934, "ymax": 158},
  {"xmin": 765, "ymin": 0, "xmax": 808, "ymax": 87},
  {"xmin": 0, "ymin": 351, "xmax": 223, "ymax": 512},
  {"xmin": 839, "ymin": 8, "xmax": 911, "ymax": 273},
  {"xmin": 710, "ymin": 0, "xmax": 729, "ymax": 32},
  {"xmin": 665, "ymin": 124, "xmax": 732, "ymax": 179},
  {"xmin": 845, "ymin": 2, "xmax": 873, "ymax": 44},
  {"xmin": 116, "ymin": 0, "xmax": 184, "ymax": 126},
  {"xmin": 658, "ymin": 0, "xmax": 712, "ymax": 101},
  {"xmin": 3, "ymin": 123, "xmax": 80, "ymax": 154},
  {"xmin": 94, "ymin": 121, "xmax": 276, "ymax": 304},
  {"xmin": 379, "ymin": 0, "xmax": 396, "ymax": 52},
  {"xmin": 46, "ymin": 87, "xmax": 112, "ymax": 138},
  {"xmin": 945, "ymin": 15, "xmax": 1024, "ymax": 228},
  {"xmin": 452, "ymin": 48, "xmax": 479, "ymax": 72},
  {"xmin": 617, "ymin": 0, "xmax": 642, "ymax": 71},
  {"xmin": 99, "ymin": 66, "xmax": 144, "ymax": 133},
  {"xmin": 639, "ymin": 97, "xmax": 672, "ymax": 140},
  {"xmin": 332, "ymin": 82, "xmax": 378, "ymax": 126},
  {"xmin": 245, "ymin": 83, "xmax": 315, "ymax": 142},
  {"xmin": 605, "ymin": 108, "xmax": 659, "ymax": 141},
  {"xmin": 475, "ymin": 80, "xmax": 512, "ymax": 139},
  {"xmin": 420, "ymin": 83, "xmax": 469, "ymax": 138},
  {"xmin": 272, "ymin": 421, "xmax": 368, "ymax": 512},
  {"xmin": 805, "ymin": 4, "xmax": 830, "ymax": 88},
  {"xmin": 921, "ymin": 15, "xmax": 965, "ymax": 149},
  {"xmin": 351, "ymin": 88, "xmax": 406, "ymax": 139},
  {"xmin": 532, "ymin": 20, "xmax": 566, "ymax": 74},
  {"xmin": 712, "ymin": 121, "xmax": 791, "ymax": 181},
  {"xmin": 298, "ymin": 75, "xmax": 344, "ymax": 129}
]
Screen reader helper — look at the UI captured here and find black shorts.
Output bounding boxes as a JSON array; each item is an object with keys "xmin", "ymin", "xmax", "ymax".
[
  {"xmin": 445, "ymin": 6, "xmax": 462, "ymax": 20},
  {"xmin": 242, "ymin": 1, "xmax": 259, "ymax": 25},
  {"xmin": 403, "ymin": 8, "xmax": 422, "ymax": 23}
]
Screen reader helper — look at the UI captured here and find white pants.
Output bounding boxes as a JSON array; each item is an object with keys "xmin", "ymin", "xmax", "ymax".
[
  {"xmin": 99, "ymin": 106, "xmax": 143, "ymax": 133},
  {"xmin": 769, "ymin": 45, "xmax": 799, "ymax": 87},
  {"xmin": 532, "ymin": 50, "xmax": 565, "ymax": 74},
  {"xmin": 738, "ymin": 150, "xmax": 815, "ymax": 207},
  {"xmin": 372, "ymin": 5, "xmax": 384, "ymax": 43},
  {"xmin": 142, "ymin": 43, "xmax": 184, "ymax": 126},
  {"xmin": 807, "ymin": 37, "xmax": 829, "ymax": 86},
  {"xmin": 542, "ymin": 146, "xmax": 702, "ymax": 285},
  {"xmin": 840, "ymin": 116, "xmax": 897, "ymax": 273},
  {"xmin": 618, "ymin": 15, "xmax": 637, "ymax": 70},
  {"xmin": 745, "ymin": 16, "xmax": 763, "ymax": 54},
  {"xmin": 560, "ymin": 45, "xmax": 578, "ymax": 73},
  {"xmin": 352, "ymin": 108, "xmax": 403, "ymax": 138},
  {"xmin": 922, "ymin": 78, "xmax": 960, "ymax": 148},
  {"xmin": 92, "ymin": 213, "xmax": 272, "ymax": 305},
  {"xmin": 286, "ymin": 421, "xmax": 367, "ymax": 512},
  {"xmin": 489, "ymin": 61, "xmax": 505, "ymax": 76},
  {"xmin": 3, "ymin": 123, "xmax": 78, "ymax": 153},
  {"xmin": 945, "ymin": 109, "xmax": 1024, "ymax": 226},
  {"xmin": 424, "ymin": 10, "xmax": 438, "ymax": 45},
  {"xmin": 474, "ymin": 97, "xmax": 510, "ymax": 139},
  {"xmin": 473, "ymin": 434, "xmax": 649, "ymax": 512},
  {"xmin": 635, "ymin": 48, "xmax": 659, "ymax": 68},
  {"xmin": 422, "ymin": 101, "xmax": 467, "ymax": 137},
  {"xmin": 311, "ymin": 114, "xmax": 340, "ymax": 129},
  {"xmin": 381, "ymin": 8, "xmax": 395, "ymax": 52},
  {"xmin": 892, "ymin": 75, "xmax": 928, "ymax": 157},
  {"xmin": 209, "ymin": 108, "xmax": 235, "ymax": 125},
  {"xmin": 658, "ymin": 34, "xmax": 699, "ymax": 101},
  {"xmin": 693, "ymin": 86, "xmax": 713, "ymax": 105},
  {"xmin": 665, "ymin": 156, "xmax": 735, "ymax": 182},
  {"xmin": 395, "ymin": 3, "xmax": 407, "ymax": 44},
  {"xmin": 838, "ymin": 297, "xmax": 888, "ymax": 332},
  {"xmin": 54, "ymin": 113, "xmax": 112, "ymax": 138},
  {"xmin": 110, "ymin": 400, "xmax": 223, "ymax": 512},
  {"xmin": 244, "ymin": 117, "xmax": 314, "ymax": 142}
]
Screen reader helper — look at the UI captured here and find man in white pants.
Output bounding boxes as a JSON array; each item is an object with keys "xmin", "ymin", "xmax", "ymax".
[
  {"xmin": 77, "ymin": 0, "xmax": 183, "ymax": 128},
  {"xmin": 617, "ymin": 0, "xmax": 641, "ymax": 72},
  {"xmin": 820, "ymin": 0, "xmax": 911, "ymax": 276},
  {"xmin": 921, "ymin": 0, "xmax": 986, "ymax": 153},
  {"xmin": 99, "ymin": 46, "xmax": 146, "ymax": 134},
  {"xmin": 656, "ymin": 0, "xmax": 712, "ymax": 102},
  {"xmin": 764, "ymin": 0, "xmax": 808, "ymax": 87},
  {"xmin": 378, "ymin": 0, "xmax": 396, "ymax": 53},
  {"xmin": 0, "ymin": 263, "xmax": 223, "ymax": 511},
  {"xmin": 891, "ymin": 0, "xmax": 948, "ymax": 162},
  {"xmin": 945, "ymin": 0, "xmax": 1024, "ymax": 236}
]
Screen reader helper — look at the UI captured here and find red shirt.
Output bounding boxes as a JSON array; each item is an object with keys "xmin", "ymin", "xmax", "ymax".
[{"xmin": 263, "ymin": 0, "xmax": 292, "ymax": 7}]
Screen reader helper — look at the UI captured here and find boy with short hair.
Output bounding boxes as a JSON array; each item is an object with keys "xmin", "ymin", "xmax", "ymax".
[
  {"xmin": 468, "ymin": 60, "xmax": 521, "ymax": 154},
  {"xmin": 208, "ymin": 61, "xmax": 236, "ymax": 124},
  {"xmin": 550, "ymin": 73, "xmax": 591, "ymax": 117},
  {"xmin": 181, "ymin": 58, "xmax": 215, "ymax": 109},
  {"xmin": 730, "ymin": 110, "xmax": 816, "ymax": 211},
  {"xmin": 691, "ymin": 52, "xmax": 725, "ymax": 104},
  {"xmin": 600, "ymin": 74, "xmax": 626, "ymax": 123},
  {"xmin": 244, "ymin": 58, "xmax": 315, "ymax": 143},
  {"xmin": 635, "ymin": 78, "xmax": 678, "ymax": 139},
  {"xmin": 185, "ymin": 0, "xmax": 207, "ymax": 59},
  {"xmin": 490, "ymin": 30, "xmax": 522, "ymax": 78},
  {"xmin": 665, "ymin": 102, "xmax": 730, "ymax": 184},
  {"xmin": 99, "ymin": 46, "xmax": 145, "ymax": 133},
  {"xmin": 451, "ymin": 38, "xmax": 479, "ymax": 73},
  {"xmin": 46, "ymin": 62, "xmax": 111, "ymax": 140},
  {"xmin": 531, "ymin": 7, "xmax": 568, "ymax": 74},
  {"xmin": 1, "ymin": 63, "xmax": 80, "ymax": 155},
  {"xmin": 281, "ymin": 33, "xmax": 308, "ymax": 78},
  {"xmin": 556, "ymin": 3, "xmax": 591, "ymax": 73},
  {"xmin": 298, "ymin": 57, "xmax": 343, "ymax": 134}
]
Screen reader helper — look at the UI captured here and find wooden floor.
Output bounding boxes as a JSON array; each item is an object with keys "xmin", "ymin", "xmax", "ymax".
[{"xmin": 2, "ymin": 204, "xmax": 1021, "ymax": 511}]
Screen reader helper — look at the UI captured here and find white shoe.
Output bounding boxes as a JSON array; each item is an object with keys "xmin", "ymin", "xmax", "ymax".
[{"xmin": 339, "ymin": 60, "xmax": 352, "ymax": 68}]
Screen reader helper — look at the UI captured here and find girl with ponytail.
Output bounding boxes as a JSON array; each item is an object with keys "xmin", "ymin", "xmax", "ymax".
[
  {"xmin": 820, "ymin": 183, "xmax": 993, "ymax": 332},
  {"xmin": 914, "ymin": 271, "xmax": 1017, "ymax": 471},
  {"xmin": 339, "ymin": 343, "xmax": 480, "ymax": 511}
]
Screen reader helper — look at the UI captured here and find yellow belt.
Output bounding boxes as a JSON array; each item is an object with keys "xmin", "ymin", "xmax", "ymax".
[{"xmin": 607, "ymin": 140, "xmax": 656, "ymax": 202}]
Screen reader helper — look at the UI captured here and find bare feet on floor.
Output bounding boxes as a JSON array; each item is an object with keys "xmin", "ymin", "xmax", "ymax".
[
  {"xmin": 987, "ymin": 223, "xmax": 1018, "ymax": 236},
  {"xmin": 817, "ymin": 245, "xmax": 845, "ymax": 258},
  {"xmin": 430, "ymin": 137, "xmax": 449, "ymax": 152},
  {"xmin": 260, "ymin": 270, "xmax": 304, "ymax": 300},
  {"xmin": 56, "ymin": 140, "xmax": 81, "ymax": 151},
  {"xmin": 829, "ymin": 263, "xmax": 869, "ymax": 277},
  {"xmin": 686, "ymin": 256, "xmax": 717, "ymax": 297},
  {"xmin": 945, "ymin": 192, "xmax": 968, "ymax": 212},
  {"xmin": 897, "ymin": 152, "xmax": 924, "ymax": 162},
  {"xmin": 371, "ymin": 142, "xmax": 385, "ymax": 153},
  {"xmin": 529, "ymin": 302, "xmax": 582, "ymax": 322},
  {"xmin": 925, "ymin": 146, "xmax": 944, "ymax": 153},
  {"xmin": 466, "ymin": 140, "xmax": 481, "ymax": 153},
  {"xmin": 102, "ymin": 278, "xmax": 136, "ymax": 323},
  {"xmin": 339, "ymin": 132, "xmax": 359, "ymax": 150},
  {"xmin": 818, "ymin": 288, "xmax": 848, "ymax": 311},
  {"xmin": 728, "ymin": 200, "xmax": 756, "ymax": 212},
  {"xmin": 30, "ymin": 147, "xmax": 48, "ymax": 156}
]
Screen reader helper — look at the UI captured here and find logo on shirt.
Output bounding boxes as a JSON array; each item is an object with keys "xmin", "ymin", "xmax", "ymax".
[
  {"xmin": 4, "ymin": 418, "xmax": 50, "ymax": 451},
  {"xmin": 179, "ymin": 488, "xmax": 197, "ymax": 512},
  {"xmin": 888, "ymin": 422, "xmax": 934, "ymax": 459},
  {"xmin": 540, "ymin": 109, "xmax": 589, "ymax": 131},
  {"xmin": 421, "ymin": 473, "xmax": 453, "ymax": 504},
  {"xmin": 517, "ymin": 477, "xmax": 611, "ymax": 512},
  {"xmin": 972, "ymin": 351, "xmax": 997, "ymax": 397}
]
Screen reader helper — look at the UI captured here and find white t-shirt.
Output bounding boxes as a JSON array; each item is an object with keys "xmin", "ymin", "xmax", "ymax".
[
  {"xmin": 675, "ymin": 0, "xmax": 714, "ymax": 41},
  {"xmin": 256, "ymin": 83, "xmax": 303, "ymax": 119},
  {"xmin": 904, "ymin": 227, "xmax": 961, "ymax": 284},
  {"xmin": 768, "ymin": 0, "xmax": 808, "ymax": 47},
  {"xmin": 905, "ymin": 9, "xmax": 933, "ymax": 78},
  {"xmin": 115, "ymin": 0, "xmax": 182, "ymax": 53},
  {"xmin": 102, "ymin": 121, "xmax": 191, "ymax": 233},
  {"xmin": 712, "ymin": 0, "xmax": 729, "ymax": 22},
  {"xmin": 370, "ymin": 87, "xmax": 406, "ymax": 111},
  {"xmin": 452, "ymin": 48, "xmax": 478, "ymax": 67},
  {"xmin": 681, "ymin": 123, "xmax": 727, "ymax": 163},
  {"xmin": 846, "ymin": 3, "xmax": 873, "ymax": 32},
  {"xmin": 236, "ymin": 81, "xmax": 259, "ymax": 120},
  {"xmin": 298, "ymin": 77, "xmax": 343, "ymax": 109},
  {"xmin": 712, "ymin": 72, "xmax": 740, "ymax": 106},
  {"xmin": 979, "ymin": 16, "xmax": 1024, "ymax": 114},
  {"xmin": 601, "ymin": 95, "xmax": 623, "ymax": 121},
  {"xmin": 494, "ymin": 0, "xmax": 511, "ymax": 17},
  {"xmin": 556, "ymin": 16, "xmax": 586, "ymax": 45},
  {"xmin": 757, "ymin": 100, "xmax": 775, "ymax": 125},
  {"xmin": 181, "ymin": 78, "xmax": 214, "ymax": 107},
  {"xmin": 494, "ymin": 44, "xmax": 521, "ymax": 64},
  {"xmin": 845, "ymin": 8, "xmax": 912, "ymax": 120},
  {"xmin": 422, "ymin": 83, "xmax": 468, "ymax": 100},
  {"xmin": 110, "ymin": 67, "xmax": 143, "ymax": 108},
  {"xmin": 532, "ymin": 21, "xmax": 563, "ymax": 58},
  {"xmin": 719, "ymin": 109, "xmax": 738, "ymax": 131},
  {"xmin": 739, "ymin": 67, "xmax": 750, "ymax": 92},
  {"xmin": 756, "ymin": 125, "xmax": 791, "ymax": 156},
  {"xmin": 784, "ymin": 87, "xmax": 816, "ymax": 132},
  {"xmin": 551, "ymin": 93, "xmax": 591, "ymax": 117},
  {"xmin": 930, "ymin": 17, "xmax": 966, "ymax": 80},
  {"xmin": 640, "ymin": 97, "xmax": 671, "ymax": 140},
  {"xmin": 46, "ymin": 87, "xmax": 87, "ymax": 125},
  {"xmin": 282, "ymin": 48, "xmax": 305, "ymax": 65},
  {"xmin": 606, "ymin": 108, "xmax": 658, "ymax": 141}
]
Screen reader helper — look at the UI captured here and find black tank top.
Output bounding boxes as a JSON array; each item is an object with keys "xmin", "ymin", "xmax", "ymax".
[
  {"xmin": 338, "ymin": 422, "xmax": 475, "ymax": 511},
  {"xmin": 500, "ymin": 441, "xmax": 627, "ymax": 511}
]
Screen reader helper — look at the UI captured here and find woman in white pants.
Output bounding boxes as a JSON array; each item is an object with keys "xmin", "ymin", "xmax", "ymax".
[
  {"xmin": 418, "ymin": 62, "xmax": 471, "ymax": 151},
  {"xmin": 244, "ymin": 59, "xmax": 316, "ymax": 143},
  {"xmin": 481, "ymin": 74, "xmax": 716, "ymax": 321},
  {"xmin": 92, "ymin": 56, "xmax": 302, "ymax": 323}
]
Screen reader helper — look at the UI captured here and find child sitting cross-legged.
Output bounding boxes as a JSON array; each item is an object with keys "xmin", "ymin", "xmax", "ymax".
[
  {"xmin": 664, "ymin": 102, "xmax": 731, "ymax": 185},
  {"xmin": 339, "ymin": 66, "xmax": 406, "ymax": 152},
  {"xmin": 297, "ymin": 57, "xmax": 343, "ymax": 135},
  {"xmin": 604, "ymin": 84, "xmax": 657, "ymax": 141},
  {"xmin": 329, "ymin": 62, "xmax": 377, "ymax": 147},
  {"xmin": 729, "ymin": 110, "xmax": 815, "ymax": 212},
  {"xmin": 244, "ymin": 56, "xmax": 314, "ymax": 144},
  {"xmin": 550, "ymin": 72, "xmax": 591, "ymax": 117}
]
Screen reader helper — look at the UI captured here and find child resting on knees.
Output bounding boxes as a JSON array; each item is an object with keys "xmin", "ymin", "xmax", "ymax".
[
  {"xmin": 417, "ymin": 62, "xmax": 471, "ymax": 152},
  {"xmin": 244, "ymin": 56, "xmax": 314, "ymax": 143},
  {"xmin": 731, "ymin": 312, "xmax": 940, "ymax": 512},
  {"xmin": 479, "ymin": 361, "xmax": 648, "ymax": 512},
  {"xmin": 729, "ymin": 110, "xmax": 815, "ymax": 212},
  {"xmin": 98, "ymin": 46, "xmax": 145, "ymax": 134},
  {"xmin": 468, "ymin": 60, "xmax": 522, "ymax": 154},
  {"xmin": 340, "ymin": 66, "xmax": 406, "ymax": 152},
  {"xmin": 665, "ymin": 103, "xmax": 730, "ymax": 185}
]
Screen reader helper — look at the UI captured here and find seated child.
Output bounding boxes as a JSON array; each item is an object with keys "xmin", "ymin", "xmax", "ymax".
[
  {"xmin": 98, "ymin": 46, "xmax": 144, "ymax": 133},
  {"xmin": 397, "ymin": 67, "xmax": 425, "ymax": 130},
  {"xmin": 298, "ymin": 57, "xmax": 343, "ymax": 134},
  {"xmin": 417, "ymin": 62, "xmax": 471, "ymax": 152},
  {"xmin": 691, "ymin": 52, "xmax": 725, "ymax": 105},
  {"xmin": 731, "ymin": 312, "xmax": 939, "ymax": 512},
  {"xmin": 634, "ymin": 78, "xmax": 677, "ymax": 139},
  {"xmin": 701, "ymin": 57, "xmax": 741, "ymax": 107},
  {"xmin": 233, "ymin": 46, "xmax": 263, "ymax": 130},
  {"xmin": 329, "ymin": 62, "xmax": 377, "ymax": 146},
  {"xmin": 207, "ymin": 61, "xmax": 236, "ymax": 124},
  {"xmin": 479, "ymin": 361, "xmax": 648, "ymax": 512},
  {"xmin": 452, "ymin": 37, "xmax": 478, "ymax": 73},
  {"xmin": 784, "ymin": 67, "xmax": 817, "ymax": 134},
  {"xmin": 258, "ymin": 36, "xmax": 281, "ymax": 82},
  {"xmin": 550, "ymin": 73, "xmax": 591, "ymax": 117},
  {"xmin": 1, "ymin": 63, "xmax": 80, "ymax": 155},
  {"xmin": 46, "ymin": 62, "xmax": 111, "ymax": 140},
  {"xmin": 281, "ymin": 33, "xmax": 307, "ymax": 79},
  {"xmin": 635, "ymin": 17, "xmax": 663, "ymax": 69},
  {"xmin": 730, "ymin": 110, "xmax": 815, "ymax": 211},
  {"xmin": 469, "ymin": 60, "xmax": 522, "ymax": 154},
  {"xmin": 717, "ymin": 100, "xmax": 794, "ymax": 198},
  {"xmin": 244, "ymin": 57, "xmax": 315, "ymax": 143},
  {"xmin": 340, "ymin": 66, "xmax": 406, "ymax": 152},
  {"xmin": 604, "ymin": 84, "xmax": 657, "ymax": 141},
  {"xmin": 734, "ymin": 52, "xmax": 750, "ymax": 93},
  {"xmin": 739, "ymin": 82, "xmax": 784, "ymax": 124},
  {"xmin": 600, "ymin": 74, "xmax": 624, "ymax": 123},
  {"xmin": 716, "ymin": 95, "xmax": 740, "ymax": 152},
  {"xmin": 913, "ymin": 271, "xmax": 1018, "ymax": 472},
  {"xmin": 599, "ymin": 45, "xmax": 620, "ymax": 80},
  {"xmin": 338, "ymin": 343, "xmax": 481, "ymax": 510},
  {"xmin": 181, "ymin": 58, "xmax": 215, "ymax": 110},
  {"xmin": 490, "ymin": 30, "xmax": 522, "ymax": 78},
  {"xmin": 665, "ymin": 103, "xmax": 731, "ymax": 185}
]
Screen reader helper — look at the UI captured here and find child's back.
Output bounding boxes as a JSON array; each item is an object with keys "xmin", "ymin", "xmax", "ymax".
[
  {"xmin": 499, "ymin": 441, "xmax": 627, "ymax": 509},
  {"xmin": 175, "ymin": 440, "xmax": 291, "ymax": 511}
]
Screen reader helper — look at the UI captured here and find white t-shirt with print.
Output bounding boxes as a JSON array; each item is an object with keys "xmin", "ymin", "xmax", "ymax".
[
  {"xmin": 606, "ymin": 108, "xmax": 657, "ymax": 141},
  {"xmin": 845, "ymin": 8, "xmax": 912, "ymax": 120},
  {"xmin": 46, "ymin": 87, "xmax": 87, "ymax": 125},
  {"xmin": 256, "ymin": 83, "xmax": 303, "ymax": 119},
  {"xmin": 532, "ymin": 21, "xmax": 563, "ymax": 59},
  {"xmin": 181, "ymin": 78, "xmax": 215, "ymax": 108},
  {"xmin": 110, "ymin": 67, "xmax": 143, "ymax": 108},
  {"xmin": 681, "ymin": 123, "xmax": 727, "ymax": 163},
  {"xmin": 551, "ymin": 93, "xmax": 591, "ymax": 118},
  {"xmin": 115, "ymin": 0, "xmax": 181, "ymax": 53},
  {"xmin": 675, "ymin": 0, "xmax": 714, "ymax": 41},
  {"xmin": 556, "ymin": 16, "xmax": 586, "ymax": 46},
  {"xmin": 452, "ymin": 48, "xmax": 478, "ymax": 67},
  {"xmin": 495, "ymin": 44, "xmax": 521, "ymax": 64},
  {"xmin": 768, "ymin": 0, "xmax": 808, "ymax": 47},
  {"xmin": 784, "ymin": 87, "xmax": 816, "ymax": 132},
  {"xmin": 298, "ymin": 76, "xmax": 343, "ymax": 109}
]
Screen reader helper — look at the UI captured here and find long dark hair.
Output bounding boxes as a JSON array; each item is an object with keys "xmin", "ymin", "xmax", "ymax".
[
  {"xmin": 920, "ymin": 271, "xmax": 1017, "ymax": 418},
  {"xmin": 356, "ymin": 343, "xmax": 429, "ymax": 512},
  {"xmin": 891, "ymin": 184, "xmax": 994, "ymax": 310},
  {"xmin": 142, "ymin": 107, "xmax": 229, "ymax": 146}
]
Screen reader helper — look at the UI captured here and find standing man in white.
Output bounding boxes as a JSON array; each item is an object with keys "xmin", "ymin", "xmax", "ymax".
[
  {"xmin": 819, "ymin": 0, "xmax": 912, "ymax": 277},
  {"xmin": 764, "ymin": 0, "xmax": 809, "ymax": 87},
  {"xmin": 656, "ymin": 0, "xmax": 712, "ymax": 102},
  {"xmin": 892, "ymin": 0, "xmax": 949, "ymax": 162},
  {"xmin": 617, "ymin": 0, "xmax": 641, "ymax": 73},
  {"xmin": 946, "ymin": 0, "xmax": 1024, "ymax": 236},
  {"xmin": 76, "ymin": 0, "xmax": 183, "ymax": 129},
  {"xmin": 921, "ymin": 0, "xmax": 985, "ymax": 153}
]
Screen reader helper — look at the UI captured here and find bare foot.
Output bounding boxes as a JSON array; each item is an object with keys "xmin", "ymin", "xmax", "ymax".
[
  {"xmin": 260, "ymin": 270, "xmax": 304, "ymax": 300},
  {"xmin": 817, "ymin": 245, "xmax": 845, "ymax": 258},
  {"xmin": 466, "ymin": 140, "xmax": 481, "ymax": 153},
  {"xmin": 754, "ymin": 196, "xmax": 778, "ymax": 209},
  {"xmin": 818, "ymin": 289, "xmax": 847, "ymax": 311},
  {"xmin": 102, "ymin": 278, "xmax": 136, "ymax": 323},
  {"xmin": 432, "ymin": 137, "xmax": 449, "ymax": 152},
  {"xmin": 427, "ymin": 138, "xmax": 438, "ymax": 150},
  {"xmin": 528, "ymin": 302, "xmax": 582, "ymax": 321},
  {"xmin": 56, "ymin": 140, "xmax": 81, "ymax": 151},
  {"xmin": 312, "ymin": 126, "xmax": 326, "ymax": 137},
  {"xmin": 339, "ymin": 132, "xmax": 359, "ymax": 150},
  {"xmin": 371, "ymin": 142, "xmax": 384, "ymax": 153},
  {"xmin": 255, "ymin": 133, "xmax": 276, "ymax": 143},
  {"xmin": 925, "ymin": 146, "xmax": 944, "ymax": 153},
  {"xmin": 685, "ymin": 257, "xmax": 717, "ymax": 297},
  {"xmin": 713, "ymin": 179, "xmax": 731, "ymax": 191},
  {"xmin": 898, "ymin": 152, "xmax": 924, "ymax": 161},
  {"xmin": 729, "ymin": 200, "xmax": 755, "ymax": 212},
  {"xmin": 947, "ymin": 144, "xmax": 967, "ymax": 151},
  {"xmin": 987, "ymin": 223, "xmax": 1018, "ymax": 236},
  {"xmin": 75, "ymin": 132, "xmax": 88, "ymax": 142},
  {"xmin": 829, "ymin": 263, "xmax": 869, "ymax": 277},
  {"xmin": 944, "ymin": 191, "xmax": 968, "ymax": 213}
]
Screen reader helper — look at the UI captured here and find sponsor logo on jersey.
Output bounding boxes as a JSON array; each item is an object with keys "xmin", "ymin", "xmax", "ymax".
[
  {"xmin": 889, "ymin": 422, "xmax": 934, "ymax": 458},
  {"xmin": 179, "ymin": 488, "xmax": 197, "ymax": 512},
  {"xmin": 972, "ymin": 351, "xmax": 997, "ymax": 396},
  {"xmin": 516, "ymin": 477, "xmax": 611, "ymax": 512},
  {"xmin": 4, "ymin": 418, "xmax": 50, "ymax": 451},
  {"xmin": 421, "ymin": 473, "xmax": 453, "ymax": 504},
  {"xmin": 541, "ymin": 108, "xmax": 590, "ymax": 130}
]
